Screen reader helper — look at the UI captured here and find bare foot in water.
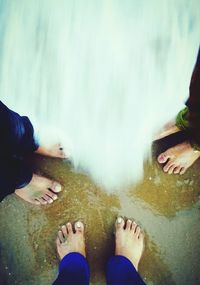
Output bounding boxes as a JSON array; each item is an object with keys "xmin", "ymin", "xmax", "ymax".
[
  {"xmin": 154, "ymin": 119, "xmax": 180, "ymax": 141},
  {"xmin": 115, "ymin": 217, "xmax": 144, "ymax": 271},
  {"xmin": 35, "ymin": 144, "xmax": 67, "ymax": 159},
  {"xmin": 158, "ymin": 141, "xmax": 200, "ymax": 175},
  {"xmin": 15, "ymin": 174, "xmax": 62, "ymax": 205},
  {"xmin": 56, "ymin": 221, "xmax": 86, "ymax": 261}
]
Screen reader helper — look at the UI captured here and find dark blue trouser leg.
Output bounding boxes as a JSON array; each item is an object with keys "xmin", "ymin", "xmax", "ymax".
[
  {"xmin": 0, "ymin": 156, "xmax": 33, "ymax": 202},
  {"xmin": 0, "ymin": 101, "xmax": 39, "ymax": 156},
  {"xmin": 106, "ymin": 255, "xmax": 146, "ymax": 285},
  {"xmin": 52, "ymin": 253, "xmax": 90, "ymax": 285},
  {"xmin": 0, "ymin": 100, "xmax": 38, "ymax": 201}
]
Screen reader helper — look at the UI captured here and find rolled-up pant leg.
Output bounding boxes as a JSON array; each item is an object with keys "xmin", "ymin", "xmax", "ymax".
[
  {"xmin": 0, "ymin": 101, "xmax": 39, "ymax": 155},
  {"xmin": 52, "ymin": 253, "xmax": 90, "ymax": 285},
  {"xmin": 106, "ymin": 256, "xmax": 146, "ymax": 285},
  {"xmin": 0, "ymin": 156, "xmax": 33, "ymax": 202}
]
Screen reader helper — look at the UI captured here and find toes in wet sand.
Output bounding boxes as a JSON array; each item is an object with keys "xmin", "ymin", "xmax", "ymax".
[
  {"xmin": 56, "ymin": 221, "xmax": 86, "ymax": 261},
  {"xmin": 115, "ymin": 217, "xmax": 144, "ymax": 271},
  {"xmin": 15, "ymin": 174, "xmax": 62, "ymax": 206},
  {"xmin": 157, "ymin": 142, "xmax": 200, "ymax": 175},
  {"xmin": 35, "ymin": 143, "xmax": 67, "ymax": 159}
]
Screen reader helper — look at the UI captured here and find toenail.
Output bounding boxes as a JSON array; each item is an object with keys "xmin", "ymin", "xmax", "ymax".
[
  {"xmin": 55, "ymin": 184, "xmax": 61, "ymax": 192},
  {"xmin": 76, "ymin": 222, "xmax": 82, "ymax": 228},
  {"xmin": 159, "ymin": 155, "xmax": 165, "ymax": 162},
  {"xmin": 117, "ymin": 217, "xmax": 122, "ymax": 223}
]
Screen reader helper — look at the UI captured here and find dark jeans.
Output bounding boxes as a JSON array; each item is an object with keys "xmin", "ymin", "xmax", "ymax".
[
  {"xmin": 0, "ymin": 101, "xmax": 38, "ymax": 201},
  {"xmin": 52, "ymin": 252, "xmax": 146, "ymax": 285},
  {"xmin": 185, "ymin": 46, "xmax": 200, "ymax": 146}
]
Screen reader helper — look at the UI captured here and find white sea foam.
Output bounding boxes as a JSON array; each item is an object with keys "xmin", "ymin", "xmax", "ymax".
[{"xmin": 0, "ymin": 0, "xmax": 199, "ymax": 191}]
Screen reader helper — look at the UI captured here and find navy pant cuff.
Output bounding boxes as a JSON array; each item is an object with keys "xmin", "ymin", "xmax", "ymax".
[
  {"xmin": 53, "ymin": 252, "xmax": 90, "ymax": 285},
  {"xmin": 106, "ymin": 255, "xmax": 146, "ymax": 285}
]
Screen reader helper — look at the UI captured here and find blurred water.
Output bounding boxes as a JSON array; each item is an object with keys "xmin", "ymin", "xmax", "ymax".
[{"xmin": 0, "ymin": 0, "xmax": 199, "ymax": 190}]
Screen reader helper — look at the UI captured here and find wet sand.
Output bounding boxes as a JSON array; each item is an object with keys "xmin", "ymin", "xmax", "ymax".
[{"xmin": 0, "ymin": 136, "xmax": 200, "ymax": 285}]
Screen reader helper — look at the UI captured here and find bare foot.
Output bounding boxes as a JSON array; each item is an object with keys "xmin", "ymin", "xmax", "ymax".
[
  {"xmin": 15, "ymin": 174, "xmax": 62, "ymax": 205},
  {"xmin": 56, "ymin": 221, "xmax": 86, "ymax": 261},
  {"xmin": 154, "ymin": 120, "xmax": 180, "ymax": 141},
  {"xmin": 157, "ymin": 141, "xmax": 200, "ymax": 175},
  {"xmin": 35, "ymin": 144, "xmax": 66, "ymax": 159},
  {"xmin": 115, "ymin": 217, "xmax": 144, "ymax": 271}
]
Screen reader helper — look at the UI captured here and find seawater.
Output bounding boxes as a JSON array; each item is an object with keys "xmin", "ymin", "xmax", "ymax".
[{"xmin": 0, "ymin": 0, "xmax": 199, "ymax": 191}]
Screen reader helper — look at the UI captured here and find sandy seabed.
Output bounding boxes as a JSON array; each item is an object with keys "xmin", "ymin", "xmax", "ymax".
[{"xmin": 0, "ymin": 136, "xmax": 200, "ymax": 285}]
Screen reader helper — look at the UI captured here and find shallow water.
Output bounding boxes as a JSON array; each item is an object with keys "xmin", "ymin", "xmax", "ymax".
[
  {"xmin": 0, "ymin": 137, "xmax": 200, "ymax": 285},
  {"xmin": 1, "ymin": 0, "xmax": 200, "ymax": 191}
]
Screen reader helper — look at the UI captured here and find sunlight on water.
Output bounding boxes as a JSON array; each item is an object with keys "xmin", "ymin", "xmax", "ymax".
[{"xmin": 0, "ymin": 0, "xmax": 199, "ymax": 190}]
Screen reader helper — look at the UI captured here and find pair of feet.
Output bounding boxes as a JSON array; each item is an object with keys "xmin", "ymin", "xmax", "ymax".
[
  {"xmin": 156, "ymin": 122, "xmax": 200, "ymax": 175},
  {"xmin": 15, "ymin": 144, "xmax": 66, "ymax": 205},
  {"xmin": 56, "ymin": 217, "xmax": 144, "ymax": 272}
]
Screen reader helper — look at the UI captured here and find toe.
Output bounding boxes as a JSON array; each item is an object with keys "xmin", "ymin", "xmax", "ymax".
[
  {"xmin": 33, "ymin": 199, "xmax": 41, "ymax": 205},
  {"xmin": 75, "ymin": 221, "xmax": 84, "ymax": 234},
  {"xmin": 58, "ymin": 230, "xmax": 65, "ymax": 243},
  {"xmin": 60, "ymin": 149, "xmax": 66, "ymax": 158},
  {"xmin": 66, "ymin": 222, "xmax": 73, "ymax": 234},
  {"xmin": 125, "ymin": 219, "xmax": 132, "ymax": 230},
  {"xmin": 58, "ymin": 144, "xmax": 66, "ymax": 158},
  {"xmin": 168, "ymin": 164, "xmax": 176, "ymax": 174},
  {"xmin": 157, "ymin": 152, "xmax": 169, "ymax": 164},
  {"xmin": 115, "ymin": 217, "xmax": 125, "ymax": 231},
  {"xmin": 61, "ymin": 225, "xmax": 68, "ymax": 239},
  {"xmin": 135, "ymin": 225, "xmax": 141, "ymax": 238},
  {"xmin": 46, "ymin": 189, "xmax": 58, "ymax": 200},
  {"xmin": 43, "ymin": 194, "xmax": 54, "ymax": 204},
  {"xmin": 174, "ymin": 166, "xmax": 181, "ymax": 174},
  {"xmin": 180, "ymin": 167, "xmax": 186, "ymax": 175},
  {"xmin": 40, "ymin": 195, "xmax": 50, "ymax": 203},
  {"xmin": 56, "ymin": 237, "xmax": 61, "ymax": 247},
  {"xmin": 50, "ymin": 182, "xmax": 62, "ymax": 193},
  {"xmin": 139, "ymin": 231, "xmax": 144, "ymax": 240},
  {"xmin": 138, "ymin": 231, "xmax": 145, "ymax": 244},
  {"xmin": 131, "ymin": 221, "xmax": 137, "ymax": 232},
  {"xmin": 163, "ymin": 161, "xmax": 173, "ymax": 172},
  {"xmin": 36, "ymin": 197, "xmax": 47, "ymax": 205}
]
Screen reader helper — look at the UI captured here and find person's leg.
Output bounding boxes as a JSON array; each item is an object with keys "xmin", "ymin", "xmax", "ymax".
[
  {"xmin": 155, "ymin": 46, "xmax": 200, "ymax": 142},
  {"xmin": 0, "ymin": 101, "xmax": 64, "ymax": 205},
  {"xmin": 0, "ymin": 155, "xmax": 62, "ymax": 205},
  {"xmin": 52, "ymin": 221, "xmax": 89, "ymax": 285},
  {"xmin": 0, "ymin": 100, "xmax": 66, "ymax": 158},
  {"xmin": 0, "ymin": 156, "xmax": 32, "ymax": 202},
  {"xmin": 0, "ymin": 101, "xmax": 38, "ymax": 155},
  {"xmin": 157, "ymin": 46, "xmax": 200, "ymax": 174},
  {"xmin": 154, "ymin": 119, "xmax": 180, "ymax": 141},
  {"xmin": 106, "ymin": 217, "xmax": 146, "ymax": 285},
  {"xmin": 21, "ymin": 115, "xmax": 66, "ymax": 158},
  {"xmin": 14, "ymin": 115, "xmax": 64, "ymax": 205}
]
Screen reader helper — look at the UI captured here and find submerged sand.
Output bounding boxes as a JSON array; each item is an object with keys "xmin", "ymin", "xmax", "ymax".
[{"xmin": 0, "ymin": 137, "xmax": 200, "ymax": 285}]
